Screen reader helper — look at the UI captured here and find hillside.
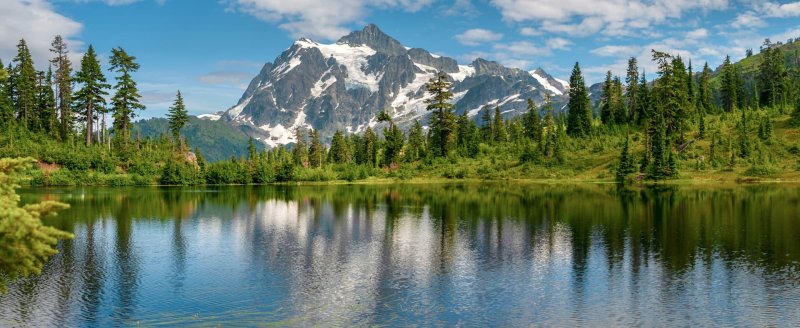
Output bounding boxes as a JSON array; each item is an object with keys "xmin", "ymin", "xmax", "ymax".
[{"xmin": 134, "ymin": 116, "xmax": 262, "ymax": 162}]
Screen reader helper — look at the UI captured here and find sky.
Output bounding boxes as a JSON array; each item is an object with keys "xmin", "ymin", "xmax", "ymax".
[{"xmin": 1, "ymin": 0, "xmax": 799, "ymax": 119}]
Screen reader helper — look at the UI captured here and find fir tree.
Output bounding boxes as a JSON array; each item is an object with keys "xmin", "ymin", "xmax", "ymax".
[
  {"xmin": 0, "ymin": 60, "xmax": 12, "ymax": 130},
  {"xmin": 50, "ymin": 36, "xmax": 73, "ymax": 140},
  {"xmin": 383, "ymin": 124, "xmax": 404, "ymax": 165},
  {"xmin": 0, "ymin": 158, "xmax": 73, "ymax": 293},
  {"xmin": 566, "ymin": 62, "xmax": 592, "ymax": 136},
  {"xmin": 36, "ymin": 68, "xmax": 58, "ymax": 137},
  {"xmin": 480, "ymin": 106, "xmax": 493, "ymax": 142},
  {"xmin": 600, "ymin": 71, "xmax": 615, "ymax": 125},
  {"xmin": 73, "ymin": 45, "xmax": 109, "ymax": 146},
  {"xmin": 698, "ymin": 109, "xmax": 706, "ymax": 139},
  {"xmin": 616, "ymin": 136, "xmax": 636, "ymax": 182},
  {"xmin": 329, "ymin": 130, "xmax": 350, "ymax": 164},
  {"xmin": 109, "ymin": 47, "xmax": 144, "ymax": 149},
  {"xmin": 308, "ymin": 129, "xmax": 324, "ymax": 168},
  {"xmin": 758, "ymin": 39, "xmax": 788, "ymax": 108},
  {"xmin": 405, "ymin": 120, "xmax": 425, "ymax": 162},
  {"xmin": 739, "ymin": 110, "xmax": 750, "ymax": 158},
  {"xmin": 492, "ymin": 107, "xmax": 507, "ymax": 142},
  {"xmin": 625, "ymin": 57, "xmax": 639, "ymax": 122},
  {"xmin": 634, "ymin": 71, "xmax": 650, "ymax": 125},
  {"xmin": 292, "ymin": 129, "xmax": 309, "ymax": 167},
  {"xmin": 698, "ymin": 62, "xmax": 713, "ymax": 112},
  {"xmin": 720, "ymin": 55, "xmax": 738, "ymax": 112},
  {"xmin": 425, "ymin": 72, "xmax": 456, "ymax": 156},
  {"xmin": 362, "ymin": 127, "xmax": 378, "ymax": 167},
  {"xmin": 11, "ymin": 39, "xmax": 37, "ymax": 129},
  {"xmin": 523, "ymin": 98, "xmax": 541, "ymax": 142},
  {"xmin": 166, "ymin": 91, "xmax": 188, "ymax": 141}
]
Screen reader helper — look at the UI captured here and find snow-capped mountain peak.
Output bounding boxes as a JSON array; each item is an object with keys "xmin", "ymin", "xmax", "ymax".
[{"xmin": 222, "ymin": 24, "xmax": 567, "ymax": 147}]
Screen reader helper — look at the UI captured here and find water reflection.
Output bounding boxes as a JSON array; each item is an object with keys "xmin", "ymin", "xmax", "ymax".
[{"xmin": 1, "ymin": 184, "xmax": 800, "ymax": 326}]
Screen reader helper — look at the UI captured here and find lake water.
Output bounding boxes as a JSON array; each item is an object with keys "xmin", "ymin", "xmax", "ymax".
[{"xmin": 2, "ymin": 183, "xmax": 800, "ymax": 326}]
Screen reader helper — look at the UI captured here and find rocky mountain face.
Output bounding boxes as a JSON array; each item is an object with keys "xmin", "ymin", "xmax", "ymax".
[{"xmin": 217, "ymin": 24, "xmax": 569, "ymax": 147}]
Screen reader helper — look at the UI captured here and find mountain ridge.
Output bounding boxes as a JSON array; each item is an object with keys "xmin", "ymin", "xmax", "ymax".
[{"xmin": 215, "ymin": 24, "xmax": 569, "ymax": 147}]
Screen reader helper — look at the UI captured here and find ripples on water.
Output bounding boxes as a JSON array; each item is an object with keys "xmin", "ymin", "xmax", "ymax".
[{"xmin": 1, "ymin": 184, "xmax": 800, "ymax": 326}]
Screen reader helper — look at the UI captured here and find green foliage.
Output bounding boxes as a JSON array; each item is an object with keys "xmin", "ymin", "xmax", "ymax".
[
  {"xmin": 134, "ymin": 116, "xmax": 258, "ymax": 162},
  {"xmin": 166, "ymin": 91, "xmax": 189, "ymax": 141},
  {"xmin": 567, "ymin": 62, "xmax": 592, "ymax": 137},
  {"xmin": 0, "ymin": 158, "xmax": 73, "ymax": 293},
  {"xmin": 425, "ymin": 72, "xmax": 457, "ymax": 156},
  {"xmin": 159, "ymin": 158, "xmax": 202, "ymax": 185},
  {"xmin": 616, "ymin": 137, "xmax": 636, "ymax": 182}
]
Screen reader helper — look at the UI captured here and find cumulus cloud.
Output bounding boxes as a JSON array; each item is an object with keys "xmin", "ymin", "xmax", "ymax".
[
  {"xmin": 489, "ymin": 0, "xmax": 728, "ymax": 37},
  {"xmin": 224, "ymin": 0, "xmax": 434, "ymax": 41},
  {"xmin": 546, "ymin": 37, "xmax": 572, "ymax": 50},
  {"xmin": 519, "ymin": 27, "xmax": 541, "ymax": 36},
  {"xmin": 455, "ymin": 28, "xmax": 503, "ymax": 46},
  {"xmin": 0, "ymin": 0, "xmax": 83, "ymax": 66}
]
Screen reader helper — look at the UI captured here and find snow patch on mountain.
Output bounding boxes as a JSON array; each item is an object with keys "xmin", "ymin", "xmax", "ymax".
[
  {"xmin": 530, "ymin": 71, "xmax": 563, "ymax": 95},
  {"xmin": 295, "ymin": 38, "xmax": 381, "ymax": 92}
]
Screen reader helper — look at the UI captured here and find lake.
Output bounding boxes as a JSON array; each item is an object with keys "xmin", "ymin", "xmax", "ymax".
[{"xmin": 2, "ymin": 183, "xmax": 800, "ymax": 326}]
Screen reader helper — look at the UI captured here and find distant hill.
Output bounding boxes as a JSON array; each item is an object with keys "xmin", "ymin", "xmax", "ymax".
[{"xmin": 134, "ymin": 116, "xmax": 262, "ymax": 162}]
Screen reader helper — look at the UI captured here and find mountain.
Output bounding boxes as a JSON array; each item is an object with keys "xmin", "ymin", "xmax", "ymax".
[
  {"xmin": 214, "ymin": 24, "xmax": 569, "ymax": 147},
  {"xmin": 135, "ymin": 116, "xmax": 262, "ymax": 162}
]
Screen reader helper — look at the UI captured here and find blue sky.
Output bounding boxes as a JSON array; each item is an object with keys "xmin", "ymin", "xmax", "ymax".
[{"xmin": 1, "ymin": 0, "xmax": 799, "ymax": 119}]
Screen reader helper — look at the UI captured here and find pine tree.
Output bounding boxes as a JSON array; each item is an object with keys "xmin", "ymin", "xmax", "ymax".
[
  {"xmin": 383, "ymin": 124, "xmax": 404, "ymax": 165},
  {"xmin": 293, "ymin": 128, "xmax": 309, "ymax": 167},
  {"xmin": 758, "ymin": 39, "xmax": 788, "ymax": 108},
  {"xmin": 167, "ymin": 91, "xmax": 188, "ymax": 141},
  {"xmin": 698, "ymin": 62, "xmax": 713, "ymax": 112},
  {"xmin": 481, "ymin": 106, "xmax": 493, "ymax": 142},
  {"xmin": 739, "ymin": 109, "xmax": 750, "ymax": 158},
  {"xmin": 600, "ymin": 71, "xmax": 615, "ymax": 125},
  {"xmin": 308, "ymin": 129, "xmax": 324, "ymax": 168},
  {"xmin": 720, "ymin": 55, "xmax": 738, "ymax": 112},
  {"xmin": 566, "ymin": 62, "xmax": 592, "ymax": 136},
  {"xmin": 50, "ymin": 36, "xmax": 73, "ymax": 140},
  {"xmin": 0, "ymin": 158, "xmax": 73, "ymax": 293},
  {"xmin": 73, "ymin": 45, "xmax": 109, "ymax": 146},
  {"xmin": 492, "ymin": 107, "xmax": 507, "ymax": 142},
  {"xmin": 0, "ymin": 60, "xmax": 12, "ymax": 130},
  {"xmin": 36, "ymin": 68, "xmax": 58, "ymax": 137},
  {"xmin": 634, "ymin": 71, "xmax": 650, "ymax": 125},
  {"xmin": 11, "ymin": 39, "xmax": 37, "ymax": 129},
  {"xmin": 362, "ymin": 127, "xmax": 378, "ymax": 167},
  {"xmin": 425, "ymin": 72, "xmax": 456, "ymax": 156},
  {"xmin": 405, "ymin": 120, "xmax": 425, "ymax": 161},
  {"xmin": 611, "ymin": 76, "xmax": 626, "ymax": 124},
  {"xmin": 616, "ymin": 136, "xmax": 636, "ymax": 182},
  {"xmin": 698, "ymin": 109, "xmax": 706, "ymax": 139},
  {"xmin": 522, "ymin": 98, "xmax": 541, "ymax": 142},
  {"xmin": 329, "ymin": 130, "xmax": 350, "ymax": 164},
  {"xmin": 109, "ymin": 47, "xmax": 144, "ymax": 149},
  {"xmin": 625, "ymin": 57, "xmax": 639, "ymax": 122},
  {"xmin": 247, "ymin": 137, "xmax": 258, "ymax": 161}
]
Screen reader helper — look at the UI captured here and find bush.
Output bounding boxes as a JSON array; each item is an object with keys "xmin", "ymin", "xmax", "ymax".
[
  {"xmin": 337, "ymin": 164, "xmax": 368, "ymax": 182},
  {"xmin": 744, "ymin": 164, "xmax": 779, "ymax": 177},
  {"xmin": 160, "ymin": 160, "xmax": 203, "ymax": 185}
]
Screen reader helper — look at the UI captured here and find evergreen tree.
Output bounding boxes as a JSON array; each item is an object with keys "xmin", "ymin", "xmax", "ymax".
[
  {"xmin": 11, "ymin": 39, "xmax": 37, "ymax": 129},
  {"xmin": 166, "ymin": 91, "xmax": 188, "ymax": 141},
  {"xmin": 625, "ymin": 57, "xmax": 639, "ymax": 122},
  {"xmin": 792, "ymin": 100, "xmax": 800, "ymax": 127},
  {"xmin": 0, "ymin": 60, "xmax": 12, "ymax": 130},
  {"xmin": 50, "ymin": 36, "xmax": 73, "ymax": 140},
  {"xmin": 0, "ymin": 158, "xmax": 73, "ymax": 293},
  {"xmin": 720, "ymin": 55, "xmax": 738, "ymax": 112},
  {"xmin": 616, "ymin": 136, "xmax": 636, "ymax": 182},
  {"xmin": 405, "ymin": 120, "xmax": 426, "ymax": 161},
  {"xmin": 383, "ymin": 124, "xmax": 404, "ymax": 165},
  {"xmin": 492, "ymin": 107, "xmax": 507, "ymax": 142},
  {"xmin": 739, "ymin": 110, "xmax": 750, "ymax": 158},
  {"xmin": 362, "ymin": 127, "xmax": 378, "ymax": 167},
  {"xmin": 600, "ymin": 71, "xmax": 615, "ymax": 125},
  {"xmin": 109, "ymin": 47, "xmax": 144, "ymax": 148},
  {"xmin": 73, "ymin": 45, "xmax": 109, "ymax": 146},
  {"xmin": 329, "ymin": 130, "xmax": 350, "ymax": 164},
  {"xmin": 522, "ymin": 98, "xmax": 541, "ymax": 142},
  {"xmin": 425, "ymin": 72, "xmax": 456, "ymax": 156},
  {"xmin": 698, "ymin": 62, "xmax": 713, "ymax": 112},
  {"xmin": 480, "ymin": 106, "xmax": 493, "ymax": 142},
  {"xmin": 293, "ymin": 128, "xmax": 309, "ymax": 167},
  {"xmin": 698, "ymin": 108, "xmax": 706, "ymax": 139},
  {"xmin": 634, "ymin": 71, "xmax": 650, "ymax": 125},
  {"xmin": 36, "ymin": 68, "xmax": 58, "ymax": 137},
  {"xmin": 456, "ymin": 112, "xmax": 479, "ymax": 157},
  {"xmin": 758, "ymin": 39, "xmax": 788, "ymax": 108},
  {"xmin": 611, "ymin": 76, "xmax": 626, "ymax": 124},
  {"xmin": 566, "ymin": 62, "xmax": 592, "ymax": 136},
  {"xmin": 247, "ymin": 137, "xmax": 258, "ymax": 161},
  {"xmin": 308, "ymin": 129, "xmax": 324, "ymax": 168}
]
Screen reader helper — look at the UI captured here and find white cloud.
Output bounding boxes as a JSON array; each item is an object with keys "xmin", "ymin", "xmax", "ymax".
[
  {"xmin": 0, "ymin": 0, "xmax": 83, "ymax": 66},
  {"xmin": 225, "ymin": 0, "xmax": 434, "ymax": 41},
  {"xmin": 546, "ymin": 37, "xmax": 572, "ymax": 50},
  {"xmin": 686, "ymin": 28, "xmax": 709, "ymax": 40},
  {"xmin": 493, "ymin": 41, "xmax": 551, "ymax": 56},
  {"xmin": 454, "ymin": 28, "xmax": 503, "ymax": 46},
  {"xmin": 590, "ymin": 45, "xmax": 640, "ymax": 57},
  {"xmin": 519, "ymin": 27, "xmax": 541, "ymax": 36},
  {"xmin": 443, "ymin": 0, "xmax": 478, "ymax": 17},
  {"xmin": 490, "ymin": 0, "xmax": 728, "ymax": 37}
]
